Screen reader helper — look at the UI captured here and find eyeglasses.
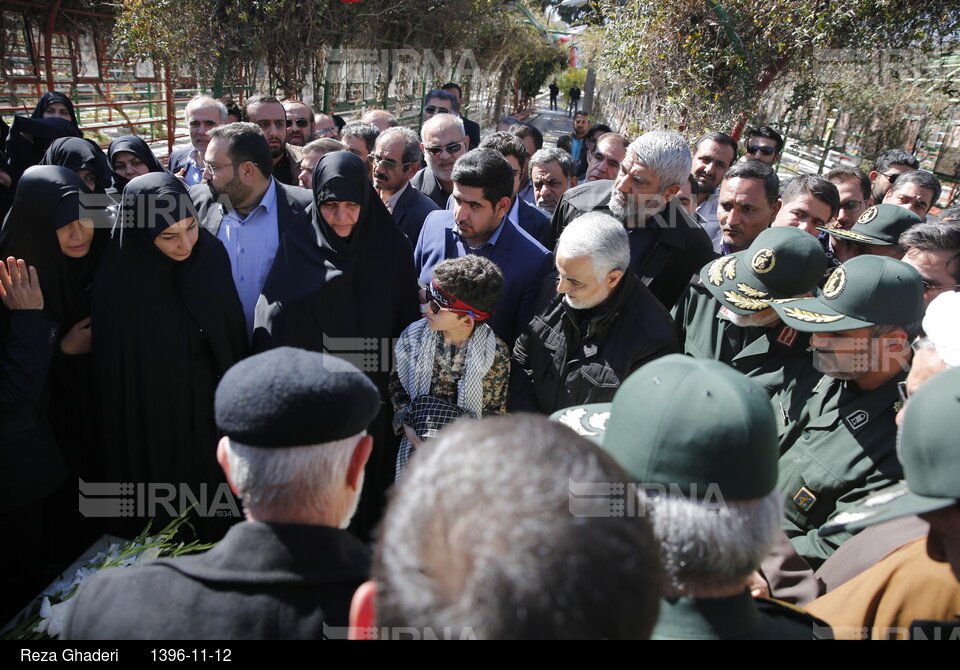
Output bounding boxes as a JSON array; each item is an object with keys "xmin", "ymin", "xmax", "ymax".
[
  {"xmin": 316, "ymin": 126, "xmax": 338, "ymax": 137},
  {"xmin": 427, "ymin": 298, "xmax": 470, "ymax": 317},
  {"xmin": 371, "ymin": 153, "xmax": 412, "ymax": 170},
  {"xmin": 424, "ymin": 105, "xmax": 450, "ymax": 115},
  {"xmin": 203, "ymin": 160, "xmax": 244, "ymax": 176},
  {"xmin": 286, "ymin": 118, "xmax": 310, "ymax": 128},
  {"xmin": 839, "ymin": 199, "xmax": 867, "ymax": 213},
  {"xmin": 746, "ymin": 145, "xmax": 776, "ymax": 156},
  {"xmin": 921, "ymin": 280, "xmax": 960, "ymax": 292},
  {"xmin": 882, "ymin": 172, "xmax": 903, "ymax": 186},
  {"xmin": 897, "ymin": 381, "xmax": 909, "ymax": 406},
  {"xmin": 424, "ymin": 143, "xmax": 463, "ymax": 156}
]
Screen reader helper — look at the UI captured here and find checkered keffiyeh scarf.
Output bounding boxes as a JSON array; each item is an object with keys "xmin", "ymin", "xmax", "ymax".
[{"xmin": 394, "ymin": 318, "xmax": 497, "ymax": 477}]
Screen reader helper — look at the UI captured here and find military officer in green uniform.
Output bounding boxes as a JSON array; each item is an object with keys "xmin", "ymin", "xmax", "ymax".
[
  {"xmin": 672, "ymin": 226, "xmax": 827, "ymax": 395},
  {"xmin": 768, "ymin": 255, "xmax": 924, "ymax": 569},
  {"xmin": 553, "ymin": 355, "xmax": 831, "ymax": 639},
  {"xmin": 818, "ymin": 203, "xmax": 920, "ymax": 264}
]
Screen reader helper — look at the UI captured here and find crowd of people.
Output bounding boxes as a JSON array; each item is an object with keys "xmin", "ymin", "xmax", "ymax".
[{"xmin": 1, "ymin": 85, "xmax": 959, "ymax": 640}]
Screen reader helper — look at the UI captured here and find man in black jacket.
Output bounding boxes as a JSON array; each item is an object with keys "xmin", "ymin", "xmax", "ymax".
[
  {"xmin": 510, "ymin": 212, "xmax": 679, "ymax": 414},
  {"xmin": 550, "ymin": 130, "xmax": 715, "ymax": 309},
  {"xmin": 63, "ymin": 348, "xmax": 378, "ymax": 640}
]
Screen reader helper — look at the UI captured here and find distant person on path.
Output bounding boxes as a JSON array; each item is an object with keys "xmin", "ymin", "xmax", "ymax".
[
  {"xmin": 549, "ymin": 81, "xmax": 559, "ymax": 111},
  {"xmin": 567, "ymin": 85, "xmax": 582, "ymax": 116}
]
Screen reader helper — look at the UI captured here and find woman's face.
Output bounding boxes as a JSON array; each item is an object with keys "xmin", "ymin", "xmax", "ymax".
[
  {"xmin": 320, "ymin": 201, "xmax": 361, "ymax": 238},
  {"xmin": 57, "ymin": 218, "xmax": 95, "ymax": 258},
  {"xmin": 113, "ymin": 151, "xmax": 149, "ymax": 182},
  {"xmin": 76, "ymin": 169, "xmax": 98, "ymax": 191},
  {"xmin": 43, "ymin": 102, "xmax": 72, "ymax": 122},
  {"xmin": 154, "ymin": 217, "xmax": 199, "ymax": 261}
]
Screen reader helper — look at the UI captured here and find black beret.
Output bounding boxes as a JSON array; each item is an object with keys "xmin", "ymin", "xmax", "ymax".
[{"xmin": 215, "ymin": 347, "xmax": 381, "ymax": 448}]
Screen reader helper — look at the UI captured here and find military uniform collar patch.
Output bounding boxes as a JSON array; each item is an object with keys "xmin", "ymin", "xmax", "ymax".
[
  {"xmin": 843, "ymin": 409, "xmax": 870, "ymax": 432},
  {"xmin": 793, "ymin": 486, "xmax": 817, "ymax": 512}
]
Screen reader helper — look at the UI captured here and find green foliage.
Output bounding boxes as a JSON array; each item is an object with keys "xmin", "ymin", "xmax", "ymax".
[
  {"xmin": 517, "ymin": 48, "xmax": 567, "ymax": 98},
  {"xmin": 591, "ymin": 0, "xmax": 960, "ymax": 137},
  {"xmin": 556, "ymin": 67, "xmax": 586, "ymax": 94}
]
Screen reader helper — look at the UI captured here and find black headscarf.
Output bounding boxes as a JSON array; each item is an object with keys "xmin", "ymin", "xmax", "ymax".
[
  {"xmin": 253, "ymin": 151, "xmax": 420, "ymax": 543},
  {"xmin": 107, "ymin": 135, "xmax": 167, "ymax": 191},
  {"xmin": 4, "ymin": 116, "xmax": 82, "ymax": 183},
  {"xmin": 0, "ymin": 165, "xmax": 106, "ymax": 330},
  {"xmin": 92, "ymin": 173, "xmax": 247, "ymax": 538},
  {"xmin": 31, "ymin": 91, "xmax": 80, "ymax": 128},
  {"xmin": 253, "ymin": 151, "xmax": 420, "ymax": 350},
  {"xmin": 40, "ymin": 137, "xmax": 112, "ymax": 194}
]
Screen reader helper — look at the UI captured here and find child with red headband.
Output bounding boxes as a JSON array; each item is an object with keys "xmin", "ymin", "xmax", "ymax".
[{"xmin": 390, "ymin": 255, "xmax": 508, "ymax": 476}]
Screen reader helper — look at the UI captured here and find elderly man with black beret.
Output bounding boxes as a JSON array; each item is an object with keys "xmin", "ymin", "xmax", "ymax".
[{"xmin": 63, "ymin": 348, "xmax": 379, "ymax": 640}]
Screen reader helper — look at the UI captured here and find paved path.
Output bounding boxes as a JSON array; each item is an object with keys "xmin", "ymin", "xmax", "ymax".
[{"xmin": 517, "ymin": 92, "xmax": 576, "ymax": 150}]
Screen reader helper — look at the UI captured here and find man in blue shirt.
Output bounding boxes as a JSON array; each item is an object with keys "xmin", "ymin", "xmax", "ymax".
[
  {"xmin": 189, "ymin": 123, "xmax": 311, "ymax": 339},
  {"xmin": 414, "ymin": 149, "xmax": 553, "ymax": 347}
]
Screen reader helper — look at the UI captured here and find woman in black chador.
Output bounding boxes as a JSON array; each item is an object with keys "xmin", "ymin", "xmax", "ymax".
[
  {"xmin": 254, "ymin": 151, "xmax": 420, "ymax": 540},
  {"xmin": 92, "ymin": 173, "xmax": 247, "ymax": 541},
  {"xmin": 40, "ymin": 136, "xmax": 112, "ymax": 195},
  {"xmin": 107, "ymin": 135, "xmax": 167, "ymax": 192},
  {"xmin": 0, "ymin": 166, "xmax": 107, "ymax": 598},
  {"xmin": 31, "ymin": 91, "xmax": 80, "ymax": 128}
]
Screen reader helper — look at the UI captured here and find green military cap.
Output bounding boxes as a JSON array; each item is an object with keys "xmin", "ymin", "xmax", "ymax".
[
  {"xmin": 821, "ymin": 367, "xmax": 960, "ymax": 536},
  {"xmin": 551, "ymin": 355, "xmax": 778, "ymax": 501},
  {"xmin": 700, "ymin": 227, "xmax": 827, "ymax": 315},
  {"xmin": 817, "ymin": 204, "xmax": 920, "ymax": 246},
  {"xmin": 769, "ymin": 255, "xmax": 923, "ymax": 332}
]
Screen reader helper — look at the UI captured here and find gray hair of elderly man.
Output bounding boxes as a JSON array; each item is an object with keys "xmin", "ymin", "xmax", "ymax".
[
  {"xmin": 641, "ymin": 489, "xmax": 783, "ymax": 597},
  {"xmin": 556, "ymin": 211, "xmax": 630, "ymax": 282},
  {"xmin": 627, "ymin": 130, "xmax": 693, "ymax": 191}
]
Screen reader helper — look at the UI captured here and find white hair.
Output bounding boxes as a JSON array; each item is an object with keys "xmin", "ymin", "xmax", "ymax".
[
  {"xmin": 557, "ymin": 212, "xmax": 630, "ymax": 282},
  {"xmin": 627, "ymin": 130, "xmax": 692, "ymax": 191},
  {"xmin": 642, "ymin": 489, "xmax": 782, "ymax": 595},
  {"xmin": 225, "ymin": 432, "xmax": 364, "ymax": 528},
  {"xmin": 184, "ymin": 94, "xmax": 228, "ymax": 124},
  {"xmin": 922, "ymin": 292, "xmax": 960, "ymax": 367}
]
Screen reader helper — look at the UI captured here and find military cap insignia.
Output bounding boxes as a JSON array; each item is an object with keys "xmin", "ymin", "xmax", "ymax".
[
  {"xmin": 858, "ymin": 206, "xmax": 878, "ymax": 224},
  {"xmin": 843, "ymin": 409, "xmax": 870, "ymax": 431},
  {"xmin": 751, "ymin": 248, "xmax": 776, "ymax": 274},
  {"xmin": 863, "ymin": 486, "xmax": 908, "ymax": 507},
  {"xmin": 707, "ymin": 256, "xmax": 732, "ymax": 286},
  {"xmin": 588, "ymin": 411, "xmax": 610, "ymax": 432},
  {"xmin": 723, "ymin": 291, "xmax": 769, "ymax": 311},
  {"xmin": 737, "ymin": 283, "xmax": 768, "ymax": 298},
  {"xmin": 822, "ymin": 266, "xmax": 847, "ymax": 299},
  {"xmin": 793, "ymin": 486, "xmax": 817, "ymax": 512},
  {"xmin": 724, "ymin": 258, "xmax": 737, "ymax": 280},
  {"xmin": 828, "ymin": 510, "xmax": 874, "ymax": 526},
  {"xmin": 782, "ymin": 307, "xmax": 845, "ymax": 323}
]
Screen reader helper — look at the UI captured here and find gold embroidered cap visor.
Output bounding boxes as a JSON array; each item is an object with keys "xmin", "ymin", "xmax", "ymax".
[
  {"xmin": 700, "ymin": 226, "xmax": 828, "ymax": 316},
  {"xmin": 770, "ymin": 255, "xmax": 925, "ymax": 333},
  {"xmin": 821, "ymin": 368, "xmax": 960, "ymax": 537},
  {"xmin": 817, "ymin": 203, "xmax": 920, "ymax": 247}
]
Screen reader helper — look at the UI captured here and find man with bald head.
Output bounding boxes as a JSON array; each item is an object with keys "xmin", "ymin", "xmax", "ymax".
[
  {"xmin": 410, "ymin": 114, "xmax": 469, "ymax": 209},
  {"xmin": 361, "ymin": 109, "xmax": 397, "ymax": 132}
]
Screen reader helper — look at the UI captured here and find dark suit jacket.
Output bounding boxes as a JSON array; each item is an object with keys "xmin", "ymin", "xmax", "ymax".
[
  {"xmin": 189, "ymin": 179, "xmax": 312, "ymax": 239},
  {"xmin": 409, "ymin": 166, "xmax": 449, "ymax": 209},
  {"xmin": 516, "ymin": 197, "xmax": 554, "ymax": 250},
  {"xmin": 62, "ymin": 522, "xmax": 371, "ymax": 639},
  {"xmin": 462, "ymin": 116, "xmax": 481, "ymax": 151},
  {"xmin": 550, "ymin": 180, "xmax": 716, "ymax": 309},
  {"xmin": 414, "ymin": 210, "xmax": 553, "ymax": 347},
  {"xmin": 166, "ymin": 145, "xmax": 193, "ymax": 175},
  {"xmin": 391, "ymin": 182, "xmax": 440, "ymax": 244}
]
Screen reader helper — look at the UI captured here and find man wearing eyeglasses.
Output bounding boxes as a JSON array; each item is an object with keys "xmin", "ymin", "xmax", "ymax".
[
  {"xmin": 410, "ymin": 114, "xmax": 470, "ymax": 209},
  {"xmin": 901, "ymin": 220, "xmax": 960, "ymax": 308},
  {"xmin": 340, "ymin": 122, "xmax": 380, "ymax": 181},
  {"xmin": 189, "ymin": 122, "xmax": 312, "ymax": 338},
  {"xmin": 373, "ymin": 127, "xmax": 438, "ymax": 244},
  {"xmin": 314, "ymin": 113, "xmax": 339, "ymax": 140},
  {"xmin": 439, "ymin": 84, "xmax": 481, "ymax": 151},
  {"xmin": 744, "ymin": 126, "xmax": 784, "ymax": 166},
  {"xmin": 869, "ymin": 149, "xmax": 919, "ymax": 205},
  {"xmin": 281, "ymin": 99, "xmax": 314, "ymax": 148},
  {"xmin": 584, "ymin": 133, "xmax": 628, "ymax": 183},
  {"xmin": 243, "ymin": 95, "xmax": 302, "ymax": 187}
]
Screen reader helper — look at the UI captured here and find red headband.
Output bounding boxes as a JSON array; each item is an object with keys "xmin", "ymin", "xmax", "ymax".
[{"xmin": 429, "ymin": 279, "xmax": 491, "ymax": 322}]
